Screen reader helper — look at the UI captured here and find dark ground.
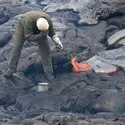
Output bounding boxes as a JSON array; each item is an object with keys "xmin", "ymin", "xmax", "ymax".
[{"xmin": 0, "ymin": 0, "xmax": 125, "ymax": 124}]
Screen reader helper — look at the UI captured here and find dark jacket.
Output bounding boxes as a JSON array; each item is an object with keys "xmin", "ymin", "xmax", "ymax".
[{"xmin": 21, "ymin": 11, "xmax": 56, "ymax": 41}]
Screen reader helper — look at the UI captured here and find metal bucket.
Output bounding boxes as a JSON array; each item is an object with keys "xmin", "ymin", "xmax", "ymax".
[{"xmin": 38, "ymin": 83, "xmax": 49, "ymax": 92}]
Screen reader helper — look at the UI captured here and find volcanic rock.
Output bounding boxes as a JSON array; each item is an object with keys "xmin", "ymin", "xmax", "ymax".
[
  {"xmin": 44, "ymin": 0, "xmax": 125, "ymax": 25},
  {"xmin": 0, "ymin": 0, "xmax": 124, "ymax": 124},
  {"xmin": 0, "ymin": 32, "xmax": 12, "ymax": 48},
  {"xmin": 92, "ymin": 92, "xmax": 125, "ymax": 113}
]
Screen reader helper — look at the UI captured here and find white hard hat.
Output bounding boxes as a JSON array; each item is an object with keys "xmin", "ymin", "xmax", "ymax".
[{"xmin": 36, "ymin": 18, "xmax": 49, "ymax": 30}]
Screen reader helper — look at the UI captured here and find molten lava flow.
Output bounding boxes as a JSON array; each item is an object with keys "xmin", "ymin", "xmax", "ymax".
[{"xmin": 71, "ymin": 58, "xmax": 92, "ymax": 72}]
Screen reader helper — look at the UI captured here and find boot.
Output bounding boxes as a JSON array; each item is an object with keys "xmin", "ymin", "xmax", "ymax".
[
  {"xmin": 4, "ymin": 68, "xmax": 14, "ymax": 78},
  {"xmin": 44, "ymin": 71, "xmax": 54, "ymax": 81}
]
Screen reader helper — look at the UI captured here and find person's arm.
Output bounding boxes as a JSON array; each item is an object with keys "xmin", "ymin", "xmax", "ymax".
[
  {"xmin": 52, "ymin": 34, "xmax": 63, "ymax": 49},
  {"xmin": 48, "ymin": 18, "xmax": 56, "ymax": 38},
  {"xmin": 24, "ymin": 21, "xmax": 47, "ymax": 42},
  {"xmin": 48, "ymin": 19, "xmax": 63, "ymax": 49}
]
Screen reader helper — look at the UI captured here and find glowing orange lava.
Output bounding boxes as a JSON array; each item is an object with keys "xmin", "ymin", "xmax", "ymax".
[{"xmin": 71, "ymin": 58, "xmax": 91, "ymax": 72}]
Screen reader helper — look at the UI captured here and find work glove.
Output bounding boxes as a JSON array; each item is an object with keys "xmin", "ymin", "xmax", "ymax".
[
  {"xmin": 52, "ymin": 35, "xmax": 63, "ymax": 50},
  {"xmin": 30, "ymin": 30, "xmax": 48, "ymax": 42}
]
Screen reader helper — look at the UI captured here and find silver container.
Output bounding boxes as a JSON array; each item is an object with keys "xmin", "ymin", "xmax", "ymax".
[{"xmin": 38, "ymin": 83, "xmax": 49, "ymax": 92}]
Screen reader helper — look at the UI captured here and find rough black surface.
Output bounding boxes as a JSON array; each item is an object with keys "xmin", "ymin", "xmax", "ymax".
[{"xmin": 0, "ymin": 0, "xmax": 125, "ymax": 124}]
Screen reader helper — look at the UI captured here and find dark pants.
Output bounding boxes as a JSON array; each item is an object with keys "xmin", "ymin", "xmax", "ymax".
[{"xmin": 8, "ymin": 17, "xmax": 53, "ymax": 73}]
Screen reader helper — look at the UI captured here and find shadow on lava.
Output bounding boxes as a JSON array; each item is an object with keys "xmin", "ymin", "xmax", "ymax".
[{"xmin": 24, "ymin": 55, "xmax": 73, "ymax": 77}]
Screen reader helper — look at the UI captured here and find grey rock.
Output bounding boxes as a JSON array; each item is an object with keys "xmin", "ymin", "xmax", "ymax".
[
  {"xmin": 0, "ymin": 14, "xmax": 9, "ymax": 25},
  {"xmin": 76, "ymin": 29, "xmax": 86, "ymax": 38},
  {"xmin": 0, "ymin": 74, "xmax": 33, "ymax": 108},
  {"xmin": 98, "ymin": 46, "xmax": 125, "ymax": 68},
  {"xmin": 65, "ymin": 29, "xmax": 76, "ymax": 38},
  {"xmin": 53, "ymin": 21, "xmax": 68, "ymax": 31},
  {"xmin": 37, "ymin": 0, "xmax": 50, "ymax": 6},
  {"xmin": 20, "ymin": 46, "xmax": 38, "ymax": 59},
  {"xmin": 0, "ymin": 119, "xmax": 49, "ymax": 125},
  {"xmin": 5, "ymin": 4, "xmax": 42, "ymax": 19},
  {"xmin": 18, "ymin": 53, "xmax": 38, "ymax": 72},
  {"xmin": 0, "ymin": 32, "xmax": 12, "ymax": 48},
  {"xmin": 44, "ymin": 0, "xmax": 125, "ymax": 25},
  {"xmin": 0, "ymin": 61, "xmax": 8, "ymax": 72},
  {"xmin": 0, "ymin": 7, "xmax": 9, "ymax": 25},
  {"xmin": 42, "ymin": 112, "xmax": 125, "ymax": 125},
  {"xmin": 0, "ymin": 0, "xmax": 20, "ymax": 5},
  {"xmin": 105, "ymin": 25, "xmax": 120, "ymax": 39},
  {"xmin": 94, "ymin": 112, "xmax": 117, "ymax": 118},
  {"xmin": 0, "ymin": 0, "xmax": 124, "ymax": 123},
  {"xmin": 16, "ymin": 91, "xmax": 64, "ymax": 112},
  {"xmin": 0, "ymin": 0, "xmax": 37, "ymax": 6},
  {"xmin": 107, "ymin": 15, "xmax": 125, "ymax": 29},
  {"xmin": 93, "ymin": 81, "xmax": 117, "ymax": 90},
  {"xmin": 92, "ymin": 92, "xmax": 125, "ymax": 113},
  {"xmin": 80, "ymin": 21, "xmax": 107, "ymax": 43},
  {"xmin": 66, "ymin": 22, "xmax": 76, "ymax": 30},
  {"xmin": 0, "ymin": 5, "xmax": 42, "ymax": 33},
  {"xmin": 0, "ymin": 45, "xmax": 12, "ymax": 63}
]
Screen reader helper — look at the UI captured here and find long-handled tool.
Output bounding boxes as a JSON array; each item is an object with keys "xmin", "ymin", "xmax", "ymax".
[{"xmin": 61, "ymin": 48, "xmax": 77, "ymax": 59}]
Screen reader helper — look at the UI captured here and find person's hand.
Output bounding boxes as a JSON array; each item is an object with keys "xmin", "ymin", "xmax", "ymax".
[
  {"xmin": 52, "ymin": 35, "xmax": 63, "ymax": 50},
  {"xmin": 55, "ymin": 41, "xmax": 63, "ymax": 50}
]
